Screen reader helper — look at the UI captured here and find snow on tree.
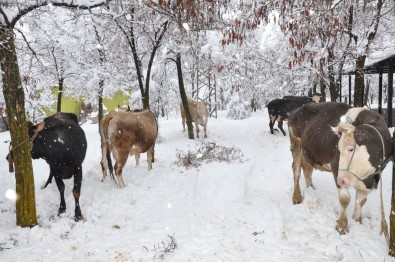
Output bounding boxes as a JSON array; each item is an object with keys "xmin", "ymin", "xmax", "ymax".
[{"xmin": 226, "ymin": 92, "xmax": 251, "ymax": 120}]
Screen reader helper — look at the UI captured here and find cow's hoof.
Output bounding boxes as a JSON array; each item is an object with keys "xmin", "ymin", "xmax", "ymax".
[
  {"xmin": 352, "ymin": 215, "xmax": 362, "ymax": 223},
  {"xmin": 292, "ymin": 191, "xmax": 303, "ymax": 204},
  {"xmin": 336, "ymin": 219, "xmax": 349, "ymax": 234},
  {"xmin": 74, "ymin": 215, "xmax": 84, "ymax": 222},
  {"xmin": 336, "ymin": 225, "xmax": 349, "ymax": 234},
  {"xmin": 58, "ymin": 208, "xmax": 66, "ymax": 215}
]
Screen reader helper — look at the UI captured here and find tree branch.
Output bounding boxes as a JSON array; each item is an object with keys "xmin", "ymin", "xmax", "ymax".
[{"xmin": 9, "ymin": 0, "xmax": 109, "ymax": 27}]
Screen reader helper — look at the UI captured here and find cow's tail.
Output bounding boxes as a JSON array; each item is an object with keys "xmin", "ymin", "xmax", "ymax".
[
  {"xmin": 42, "ymin": 173, "xmax": 53, "ymax": 189},
  {"xmin": 106, "ymin": 146, "xmax": 115, "ymax": 181},
  {"xmin": 101, "ymin": 115, "xmax": 115, "ymax": 182}
]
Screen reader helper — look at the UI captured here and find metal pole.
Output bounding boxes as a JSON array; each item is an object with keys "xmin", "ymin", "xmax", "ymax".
[{"xmin": 388, "ymin": 64, "xmax": 393, "ymax": 127}]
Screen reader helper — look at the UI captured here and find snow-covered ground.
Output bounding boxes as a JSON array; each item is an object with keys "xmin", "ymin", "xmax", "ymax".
[{"xmin": 1, "ymin": 110, "xmax": 395, "ymax": 261}]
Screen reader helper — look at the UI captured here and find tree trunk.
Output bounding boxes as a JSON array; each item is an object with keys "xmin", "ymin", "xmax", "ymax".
[
  {"xmin": 98, "ymin": 79, "xmax": 104, "ymax": 134},
  {"xmin": 328, "ymin": 48, "xmax": 338, "ymax": 102},
  {"xmin": 320, "ymin": 78, "xmax": 326, "ymax": 102},
  {"xmin": 364, "ymin": 78, "xmax": 370, "ymax": 106},
  {"xmin": 0, "ymin": 26, "xmax": 37, "ymax": 227},
  {"xmin": 176, "ymin": 53, "xmax": 194, "ymax": 139},
  {"xmin": 354, "ymin": 55, "xmax": 366, "ymax": 107},
  {"xmin": 56, "ymin": 78, "xmax": 64, "ymax": 112}
]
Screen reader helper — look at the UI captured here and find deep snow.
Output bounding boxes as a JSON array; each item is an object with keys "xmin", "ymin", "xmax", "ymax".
[{"xmin": 1, "ymin": 109, "xmax": 395, "ymax": 261}]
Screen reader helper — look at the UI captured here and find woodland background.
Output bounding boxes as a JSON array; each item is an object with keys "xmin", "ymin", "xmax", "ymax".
[{"xmin": 1, "ymin": 0, "xmax": 395, "ymax": 228}]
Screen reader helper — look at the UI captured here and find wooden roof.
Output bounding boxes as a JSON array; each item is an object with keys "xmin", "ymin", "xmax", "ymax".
[
  {"xmin": 346, "ymin": 51, "xmax": 395, "ymax": 75},
  {"xmin": 363, "ymin": 53, "xmax": 395, "ymax": 74}
]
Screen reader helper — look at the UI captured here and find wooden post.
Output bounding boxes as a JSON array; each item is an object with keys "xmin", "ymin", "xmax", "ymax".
[
  {"xmin": 379, "ymin": 67, "xmax": 383, "ymax": 115},
  {"xmin": 349, "ymin": 75, "xmax": 352, "ymax": 105},
  {"xmin": 389, "ymin": 131, "xmax": 395, "ymax": 256}
]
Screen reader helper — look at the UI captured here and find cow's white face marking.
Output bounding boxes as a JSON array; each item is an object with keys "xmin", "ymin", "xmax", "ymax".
[
  {"xmin": 311, "ymin": 95, "xmax": 321, "ymax": 103},
  {"xmin": 340, "ymin": 108, "xmax": 365, "ymax": 123},
  {"xmin": 337, "ymin": 131, "xmax": 375, "ymax": 188}
]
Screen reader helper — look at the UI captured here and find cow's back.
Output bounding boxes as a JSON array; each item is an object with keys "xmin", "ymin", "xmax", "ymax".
[
  {"xmin": 32, "ymin": 112, "xmax": 87, "ymax": 165},
  {"xmin": 288, "ymin": 102, "xmax": 351, "ymax": 166},
  {"xmin": 108, "ymin": 110, "xmax": 157, "ymax": 153},
  {"xmin": 180, "ymin": 99, "xmax": 198, "ymax": 120}
]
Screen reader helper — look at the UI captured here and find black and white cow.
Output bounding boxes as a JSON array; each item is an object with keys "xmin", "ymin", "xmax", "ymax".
[
  {"xmin": 267, "ymin": 95, "xmax": 321, "ymax": 136},
  {"xmin": 8, "ymin": 112, "xmax": 87, "ymax": 221},
  {"xmin": 288, "ymin": 102, "xmax": 392, "ymax": 234}
]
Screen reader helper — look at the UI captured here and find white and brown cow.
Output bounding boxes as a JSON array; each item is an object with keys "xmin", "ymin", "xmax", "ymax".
[
  {"xmin": 180, "ymin": 99, "xmax": 209, "ymax": 138},
  {"xmin": 288, "ymin": 102, "xmax": 392, "ymax": 234},
  {"xmin": 100, "ymin": 109, "xmax": 158, "ymax": 188}
]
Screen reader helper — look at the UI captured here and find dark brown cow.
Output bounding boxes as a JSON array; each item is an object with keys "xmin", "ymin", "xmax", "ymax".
[
  {"xmin": 267, "ymin": 95, "xmax": 321, "ymax": 136},
  {"xmin": 100, "ymin": 109, "xmax": 158, "ymax": 188},
  {"xmin": 7, "ymin": 112, "xmax": 87, "ymax": 221},
  {"xmin": 288, "ymin": 102, "xmax": 392, "ymax": 234}
]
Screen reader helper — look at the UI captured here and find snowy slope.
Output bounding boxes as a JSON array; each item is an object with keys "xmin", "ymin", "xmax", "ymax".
[{"xmin": 0, "ymin": 110, "xmax": 394, "ymax": 261}]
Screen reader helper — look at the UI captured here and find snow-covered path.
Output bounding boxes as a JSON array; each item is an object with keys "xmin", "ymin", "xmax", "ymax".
[{"xmin": 0, "ymin": 110, "xmax": 394, "ymax": 261}]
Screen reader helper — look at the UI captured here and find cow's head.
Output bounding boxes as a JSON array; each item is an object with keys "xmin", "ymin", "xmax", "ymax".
[
  {"xmin": 332, "ymin": 122, "xmax": 386, "ymax": 188},
  {"xmin": 311, "ymin": 95, "xmax": 322, "ymax": 103},
  {"xmin": 6, "ymin": 121, "xmax": 45, "ymax": 172},
  {"xmin": 196, "ymin": 101, "xmax": 209, "ymax": 120}
]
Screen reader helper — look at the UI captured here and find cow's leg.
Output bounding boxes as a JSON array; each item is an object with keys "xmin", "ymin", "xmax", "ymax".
[
  {"xmin": 301, "ymin": 158, "xmax": 315, "ymax": 189},
  {"xmin": 352, "ymin": 190, "xmax": 368, "ymax": 223},
  {"xmin": 147, "ymin": 146, "xmax": 154, "ymax": 170},
  {"xmin": 73, "ymin": 165, "xmax": 83, "ymax": 221},
  {"xmin": 336, "ymin": 187, "xmax": 350, "ymax": 234},
  {"xmin": 114, "ymin": 153, "xmax": 128, "ymax": 188},
  {"xmin": 181, "ymin": 116, "xmax": 186, "ymax": 132},
  {"xmin": 278, "ymin": 119, "xmax": 286, "ymax": 136},
  {"xmin": 100, "ymin": 141, "xmax": 108, "ymax": 181},
  {"xmin": 203, "ymin": 124, "xmax": 207, "ymax": 138},
  {"xmin": 53, "ymin": 173, "xmax": 66, "ymax": 215},
  {"xmin": 269, "ymin": 116, "xmax": 276, "ymax": 134},
  {"xmin": 290, "ymin": 129, "xmax": 303, "ymax": 204},
  {"xmin": 135, "ymin": 153, "xmax": 140, "ymax": 167},
  {"xmin": 195, "ymin": 122, "xmax": 200, "ymax": 138}
]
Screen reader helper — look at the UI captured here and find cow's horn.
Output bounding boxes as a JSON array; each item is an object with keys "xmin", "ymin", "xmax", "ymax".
[
  {"xmin": 35, "ymin": 122, "xmax": 45, "ymax": 132},
  {"xmin": 335, "ymin": 123, "xmax": 355, "ymax": 134}
]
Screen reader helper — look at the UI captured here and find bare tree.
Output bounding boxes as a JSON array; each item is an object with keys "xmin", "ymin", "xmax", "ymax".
[{"xmin": 0, "ymin": 0, "xmax": 107, "ymax": 227}]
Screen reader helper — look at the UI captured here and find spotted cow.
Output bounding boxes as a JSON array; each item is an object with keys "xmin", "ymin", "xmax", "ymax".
[{"xmin": 288, "ymin": 102, "xmax": 392, "ymax": 234}]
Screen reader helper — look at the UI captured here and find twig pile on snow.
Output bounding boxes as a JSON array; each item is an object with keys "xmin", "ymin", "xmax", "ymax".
[
  {"xmin": 144, "ymin": 234, "xmax": 178, "ymax": 261},
  {"xmin": 175, "ymin": 142, "xmax": 244, "ymax": 168}
]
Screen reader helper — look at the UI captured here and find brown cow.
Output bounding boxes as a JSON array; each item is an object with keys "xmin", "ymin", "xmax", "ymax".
[
  {"xmin": 100, "ymin": 109, "xmax": 158, "ymax": 188},
  {"xmin": 288, "ymin": 102, "xmax": 392, "ymax": 234},
  {"xmin": 180, "ymin": 99, "xmax": 209, "ymax": 138}
]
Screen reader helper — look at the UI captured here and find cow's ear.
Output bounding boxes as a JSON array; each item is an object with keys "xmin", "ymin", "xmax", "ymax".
[{"xmin": 354, "ymin": 128, "xmax": 368, "ymax": 144}]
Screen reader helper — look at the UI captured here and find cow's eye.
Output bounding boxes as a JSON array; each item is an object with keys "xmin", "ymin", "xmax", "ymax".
[{"xmin": 347, "ymin": 146, "xmax": 354, "ymax": 153}]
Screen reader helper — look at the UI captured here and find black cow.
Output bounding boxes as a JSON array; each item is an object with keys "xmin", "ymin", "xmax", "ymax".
[
  {"xmin": 267, "ymin": 95, "xmax": 321, "ymax": 136},
  {"xmin": 8, "ymin": 112, "xmax": 87, "ymax": 221}
]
